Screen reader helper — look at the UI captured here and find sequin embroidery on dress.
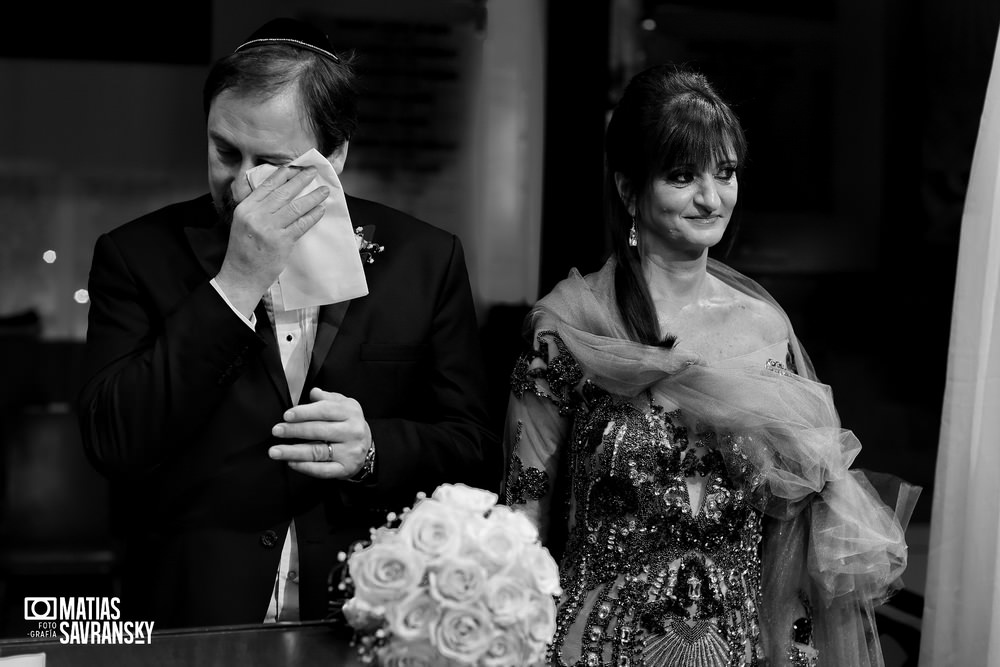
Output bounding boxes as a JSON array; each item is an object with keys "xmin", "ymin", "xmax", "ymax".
[{"xmin": 507, "ymin": 331, "xmax": 785, "ymax": 667}]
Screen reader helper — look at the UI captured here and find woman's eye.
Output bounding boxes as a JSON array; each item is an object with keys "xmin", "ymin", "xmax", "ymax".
[
  {"xmin": 217, "ymin": 148, "xmax": 239, "ymax": 163},
  {"xmin": 667, "ymin": 171, "xmax": 694, "ymax": 184},
  {"xmin": 716, "ymin": 166, "xmax": 737, "ymax": 181}
]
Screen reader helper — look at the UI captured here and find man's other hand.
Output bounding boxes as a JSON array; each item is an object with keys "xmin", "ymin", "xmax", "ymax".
[{"xmin": 268, "ymin": 387, "xmax": 372, "ymax": 479}]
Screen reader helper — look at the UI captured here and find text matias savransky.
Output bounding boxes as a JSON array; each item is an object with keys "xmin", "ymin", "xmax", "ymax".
[{"xmin": 24, "ymin": 596, "xmax": 155, "ymax": 645}]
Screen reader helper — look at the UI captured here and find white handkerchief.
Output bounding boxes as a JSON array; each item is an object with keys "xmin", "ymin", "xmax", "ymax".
[{"xmin": 246, "ymin": 148, "xmax": 368, "ymax": 310}]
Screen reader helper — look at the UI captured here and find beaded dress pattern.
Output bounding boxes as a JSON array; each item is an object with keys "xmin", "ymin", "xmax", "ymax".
[{"xmin": 506, "ymin": 332, "xmax": 806, "ymax": 667}]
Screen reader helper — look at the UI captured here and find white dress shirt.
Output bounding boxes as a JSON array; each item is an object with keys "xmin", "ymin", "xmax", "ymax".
[{"xmin": 211, "ymin": 278, "xmax": 318, "ymax": 623}]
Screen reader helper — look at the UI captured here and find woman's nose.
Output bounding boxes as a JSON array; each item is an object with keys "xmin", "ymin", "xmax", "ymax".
[{"xmin": 694, "ymin": 177, "xmax": 721, "ymax": 211}]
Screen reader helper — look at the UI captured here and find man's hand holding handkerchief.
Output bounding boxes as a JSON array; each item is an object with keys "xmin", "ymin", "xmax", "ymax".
[{"xmin": 246, "ymin": 148, "xmax": 368, "ymax": 310}]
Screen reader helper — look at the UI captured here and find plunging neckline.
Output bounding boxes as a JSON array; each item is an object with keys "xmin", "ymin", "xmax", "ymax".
[
  {"xmin": 678, "ymin": 338, "xmax": 789, "ymax": 517},
  {"xmin": 683, "ymin": 454, "xmax": 708, "ymax": 518}
]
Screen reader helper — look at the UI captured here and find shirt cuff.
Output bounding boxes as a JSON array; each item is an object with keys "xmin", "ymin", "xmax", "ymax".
[{"xmin": 210, "ymin": 277, "xmax": 257, "ymax": 329}]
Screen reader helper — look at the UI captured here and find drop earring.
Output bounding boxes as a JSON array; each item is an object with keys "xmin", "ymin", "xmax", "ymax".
[{"xmin": 629, "ymin": 217, "xmax": 638, "ymax": 247}]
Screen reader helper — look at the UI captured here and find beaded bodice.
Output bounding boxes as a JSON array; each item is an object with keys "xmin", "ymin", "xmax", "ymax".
[{"xmin": 506, "ymin": 332, "xmax": 802, "ymax": 667}]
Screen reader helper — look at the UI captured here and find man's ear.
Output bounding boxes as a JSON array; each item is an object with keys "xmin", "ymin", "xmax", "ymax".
[
  {"xmin": 614, "ymin": 172, "xmax": 635, "ymax": 216},
  {"xmin": 327, "ymin": 141, "xmax": 350, "ymax": 175}
]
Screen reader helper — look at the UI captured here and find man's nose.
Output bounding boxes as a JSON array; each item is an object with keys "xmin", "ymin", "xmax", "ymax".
[{"xmin": 230, "ymin": 160, "xmax": 255, "ymax": 204}]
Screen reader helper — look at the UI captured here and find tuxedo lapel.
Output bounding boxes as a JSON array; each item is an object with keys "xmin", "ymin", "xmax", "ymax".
[
  {"xmin": 304, "ymin": 214, "xmax": 373, "ymax": 388},
  {"xmin": 255, "ymin": 301, "xmax": 293, "ymax": 408},
  {"xmin": 305, "ymin": 300, "xmax": 351, "ymax": 389}
]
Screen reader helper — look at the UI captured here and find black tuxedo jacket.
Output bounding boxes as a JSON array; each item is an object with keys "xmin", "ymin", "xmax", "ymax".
[{"xmin": 78, "ymin": 193, "xmax": 499, "ymax": 628}]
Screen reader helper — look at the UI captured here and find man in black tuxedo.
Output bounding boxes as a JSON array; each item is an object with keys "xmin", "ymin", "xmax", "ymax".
[{"xmin": 77, "ymin": 18, "xmax": 498, "ymax": 628}]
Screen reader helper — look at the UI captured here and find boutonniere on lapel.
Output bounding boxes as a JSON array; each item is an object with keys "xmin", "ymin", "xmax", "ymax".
[{"xmin": 355, "ymin": 225, "xmax": 385, "ymax": 265}]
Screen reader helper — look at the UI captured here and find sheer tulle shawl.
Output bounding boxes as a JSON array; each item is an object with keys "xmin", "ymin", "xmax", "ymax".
[{"xmin": 527, "ymin": 258, "xmax": 919, "ymax": 666}]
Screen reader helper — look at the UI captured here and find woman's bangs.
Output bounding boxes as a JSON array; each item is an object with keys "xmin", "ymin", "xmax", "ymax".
[{"xmin": 654, "ymin": 101, "xmax": 743, "ymax": 174}]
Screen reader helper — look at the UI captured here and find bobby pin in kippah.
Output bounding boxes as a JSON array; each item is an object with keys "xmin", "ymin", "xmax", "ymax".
[{"xmin": 235, "ymin": 37, "xmax": 340, "ymax": 62}]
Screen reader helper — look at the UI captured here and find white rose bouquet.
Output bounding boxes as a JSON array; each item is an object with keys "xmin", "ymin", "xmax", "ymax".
[{"xmin": 339, "ymin": 483, "xmax": 561, "ymax": 667}]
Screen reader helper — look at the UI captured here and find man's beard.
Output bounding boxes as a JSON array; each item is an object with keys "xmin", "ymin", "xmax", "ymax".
[{"xmin": 215, "ymin": 190, "xmax": 237, "ymax": 227}]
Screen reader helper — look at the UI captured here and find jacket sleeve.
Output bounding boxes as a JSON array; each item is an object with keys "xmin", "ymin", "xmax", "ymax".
[
  {"xmin": 77, "ymin": 231, "xmax": 264, "ymax": 477},
  {"xmin": 351, "ymin": 236, "xmax": 502, "ymax": 508}
]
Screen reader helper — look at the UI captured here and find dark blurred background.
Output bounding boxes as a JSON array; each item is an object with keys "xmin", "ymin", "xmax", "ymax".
[{"xmin": 2, "ymin": 1, "xmax": 998, "ymax": 662}]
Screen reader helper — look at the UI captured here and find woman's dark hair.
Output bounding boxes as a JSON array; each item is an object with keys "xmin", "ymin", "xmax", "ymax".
[
  {"xmin": 202, "ymin": 45, "xmax": 359, "ymax": 156},
  {"xmin": 605, "ymin": 64, "xmax": 747, "ymax": 347}
]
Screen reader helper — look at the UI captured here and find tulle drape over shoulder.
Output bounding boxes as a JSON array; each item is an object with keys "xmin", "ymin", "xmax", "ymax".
[{"xmin": 526, "ymin": 258, "xmax": 919, "ymax": 666}]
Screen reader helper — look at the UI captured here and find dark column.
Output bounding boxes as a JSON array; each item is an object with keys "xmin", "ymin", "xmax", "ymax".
[{"xmin": 537, "ymin": 0, "xmax": 612, "ymax": 299}]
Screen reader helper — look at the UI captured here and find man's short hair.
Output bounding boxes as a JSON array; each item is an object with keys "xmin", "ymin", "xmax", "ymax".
[{"xmin": 203, "ymin": 44, "xmax": 359, "ymax": 156}]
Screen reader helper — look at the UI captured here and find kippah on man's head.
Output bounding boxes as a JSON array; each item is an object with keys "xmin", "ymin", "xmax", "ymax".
[{"xmin": 235, "ymin": 17, "xmax": 340, "ymax": 62}]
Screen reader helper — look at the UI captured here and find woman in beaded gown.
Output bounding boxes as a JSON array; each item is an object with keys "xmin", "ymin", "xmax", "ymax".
[{"xmin": 502, "ymin": 65, "xmax": 918, "ymax": 667}]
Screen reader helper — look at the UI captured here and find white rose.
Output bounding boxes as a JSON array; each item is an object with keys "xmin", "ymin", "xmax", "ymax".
[
  {"xmin": 486, "ymin": 505, "xmax": 540, "ymax": 545},
  {"xmin": 341, "ymin": 595, "xmax": 385, "ymax": 632},
  {"xmin": 433, "ymin": 604, "xmax": 494, "ymax": 664},
  {"xmin": 483, "ymin": 575, "xmax": 529, "ymax": 627},
  {"xmin": 397, "ymin": 499, "xmax": 463, "ymax": 562},
  {"xmin": 370, "ymin": 525, "xmax": 400, "ymax": 541},
  {"xmin": 429, "ymin": 557, "xmax": 488, "ymax": 606},
  {"xmin": 516, "ymin": 543, "xmax": 562, "ymax": 597},
  {"xmin": 384, "ymin": 590, "xmax": 441, "ymax": 642},
  {"xmin": 464, "ymin": 516, "xmax": 525, "ymax": 575},
  {"xmin": 519, "ymin": 591, "xmax": 557, "ymax": 649},
  {"xmin": 481, "ymin": 630, "xmax": 531, "ymax": 667},
  {"xmin": 431, "ymin": 483, "xmax": 498, "ymax": 514},
  {"xmin": 349, "ymin": 537, "xmax": 425, "ymax": 605}
]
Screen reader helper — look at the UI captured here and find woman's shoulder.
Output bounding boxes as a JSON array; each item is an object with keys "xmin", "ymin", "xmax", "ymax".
[
  {"xmin": 710, "ymin": 276, "xmax": 790, "ymax": 347},
  {"xmin": 530, "ymin": 259, "xmax": 620, "ymax": 336},
  {"xmin": 705, "ymin": 260, "xmax": 790, "ymax": 340}
]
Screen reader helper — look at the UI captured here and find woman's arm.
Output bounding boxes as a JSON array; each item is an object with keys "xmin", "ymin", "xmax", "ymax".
[{"xmin": 501, "ymin": 331, "xmax": 578, "ymax": 544}]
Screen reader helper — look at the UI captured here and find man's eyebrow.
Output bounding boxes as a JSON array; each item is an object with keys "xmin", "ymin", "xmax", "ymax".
[
  {"xmin": 208, "ymin": 130, "xmax": 232, "ymax": 147},
  {"xmin": 259, "ymin": 152, "xmax": 299, "ymax": 163},
  {"xmin": 207, "ymin": 132, "xmax": 298, "ymax": 162}
]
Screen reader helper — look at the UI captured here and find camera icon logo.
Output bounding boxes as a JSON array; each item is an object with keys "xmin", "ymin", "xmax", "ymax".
[{"xmin": 24, "ymin": 597, "xmax": 57, "ymax": 621}]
